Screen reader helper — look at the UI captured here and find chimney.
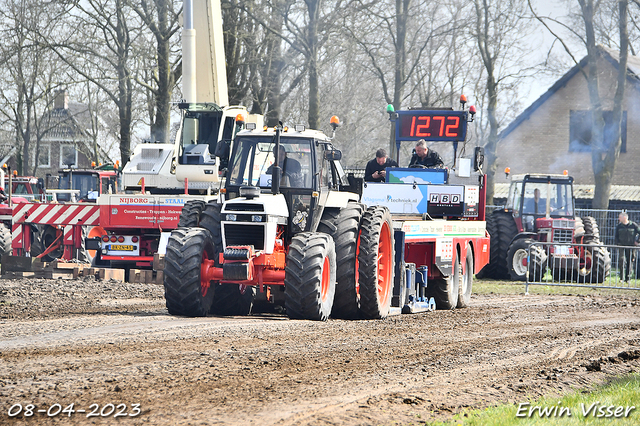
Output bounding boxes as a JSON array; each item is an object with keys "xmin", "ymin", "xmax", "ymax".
[{"xmin": 54, "ymin": 90, "xmax": 68, "ymax": 110}]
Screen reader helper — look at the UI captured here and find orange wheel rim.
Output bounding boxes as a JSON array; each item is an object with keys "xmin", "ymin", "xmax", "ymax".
[
  {"xmin": 321, "ymin": 255, "xmax": 330, "ymax": 303},
  {"xmin": 200, "ymin": 251, "xmax": 211, "ymax": 297},
  {"xmin": 377, "ymin": 221, "xmax": 392, "ymax": 305}
]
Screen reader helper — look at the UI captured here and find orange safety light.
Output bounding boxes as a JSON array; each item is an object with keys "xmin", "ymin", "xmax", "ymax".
[
  {"xmin": 2, "ymin": 164, "xmax": 6, "ymax": 169},
  {"xmin": 12, "ymin": 170, "xmax": 17, "ymax": 176},
  {"xmin": 330, "ymin": 116, "xmax": 340, "ymax": 126},
  {"xmin": 460, "ymin": 94, "xmax": 467, "ymax": 103},
  {"xmin": 91, "ymin": 161, "xmax": 96, "ymax": 167},
  {"xmin": 263, "ymin": 126, "xmax": 268, "ymax": 131},
  {"xmin": 469, "ymin": 105, "xmax": 477, "ymax": 114},
  {"xmin": 235, "ymin": 113, "xmax": 245, "ymax": 123},
  {"xmin": 283, "ymin": 126, "xmax": 289, "ymax": 132},
  {"xmin": 221, "ymin": 187, "xmax": 227, "ymax": 194},
  {"xmin": 563, "ymin": 169, "xmax": 568, "ymax": 176},
  {"xmin": 504, "ymin": 167, "xmax": 511, "ymax": 178}
]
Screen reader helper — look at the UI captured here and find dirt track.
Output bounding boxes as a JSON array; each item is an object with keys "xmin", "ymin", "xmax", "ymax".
[{"xmin": 0, "ymin": 276, "xmax": 639, "ymax": 425}]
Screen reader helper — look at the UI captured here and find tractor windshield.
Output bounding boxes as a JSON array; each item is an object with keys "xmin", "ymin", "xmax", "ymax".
[
  {"xmin": 520, "ymin": 181, "xmax": 574, "ymax": 217},
  {"xmin": 227, "ymin": 136, "xmax": 313, "ymax": 189}
]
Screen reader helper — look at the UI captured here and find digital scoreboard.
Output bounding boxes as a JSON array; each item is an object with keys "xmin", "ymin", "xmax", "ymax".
[{"xmin": 396, "ymin": 110, "xmax": 468, "ymax": 142}]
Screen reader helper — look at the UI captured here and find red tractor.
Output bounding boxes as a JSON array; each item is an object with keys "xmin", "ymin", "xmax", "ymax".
[{"xmin": 480, "ymin": 173, "xmax": 610, "ymax": 282}]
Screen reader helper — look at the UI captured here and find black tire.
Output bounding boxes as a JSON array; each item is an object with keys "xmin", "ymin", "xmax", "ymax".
[
  {"xmin": 178, "ymin": 200, "xmax": 206, "ymax": 228},
  {"xmin": 582, "ymin": 216, "xmax": 600, "ymax": 242},
  {"xmin": 163, "ymin": 228, "xmax": 216, "ymax": 317},
  {"xmin": 490, "ymin": 211, "xmax": 519, "ymax": 279},
  {"xmin": 475, "ymin": 212, "xmax": 497, "ymax": 279},
  {"xmin": 31, "ymin": 225, "xmax": 63, "ymax": 262},
  {"xmin": 284, "ymin": 232, "xmax": 336, "ymax": 321},
  {"xmin": 199, "ymin": 202, "xmax": 223, "ymax": 265},
  {"xmin": 574, "ymin": 217, "xmax": 585, "ymax": 241},
  {"xmin": 576, "ymin": 243, "xmax": 611, "ymax": 284},
  {"xmin": 317, "ymin": 203, "xmax": 363, "ymax": 319},
  {"xmin": 358, "ymin": 206, "xmax": 394, "ymax": 319},
  {"xmin": 507, "ymin": 238, "xmax": 533, "ymax": 281},
  {"xmin": 529, "ymin": 243, "xmax": 548, "ymax": 281},
  {"xmin": 211, "ymin": 284, "xmax": 256, "ymax": 316},
  {"xmin": 0, "ymin": 223, "xmax": 11, "ymax": 259},
  {"xmin": 457, "ymin": 245, "xmax": 473, "ymax": 308}
]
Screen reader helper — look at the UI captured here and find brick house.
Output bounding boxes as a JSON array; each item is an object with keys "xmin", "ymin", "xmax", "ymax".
[
  {"xmin": 495, "ymin": 46, "xmax": 640, "ymax": 187},
  {"xmin": 33, "ymin": 90, "xmax": 97, "ymax": 182}
]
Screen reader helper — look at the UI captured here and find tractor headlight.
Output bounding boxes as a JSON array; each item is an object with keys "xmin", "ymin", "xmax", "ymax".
[
  {"xmin": 226, "ymin": 214, "xmax": 237, "ymax": 221},
  {"xmin": 251, "ymin": 215, "xmax": 263, "ymax": 222}
]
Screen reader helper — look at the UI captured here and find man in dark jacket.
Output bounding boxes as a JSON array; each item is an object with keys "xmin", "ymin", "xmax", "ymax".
[
  {"xmin": 614, "ymin": 211, "xmax": 640, "ymax": 282},
  {"xmin": 364, "ymin": 149, "xmax": 398, "ymax": 182},
  {"xmin": 408, "ymin": 139, "xmax": 444, "ymax": 168}
]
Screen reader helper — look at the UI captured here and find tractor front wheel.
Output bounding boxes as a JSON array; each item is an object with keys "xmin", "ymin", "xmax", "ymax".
[
  {"xmin": 178, "ymin": 200, "xmax": 207, "ymax": 228},
  {"xmin": 163, "ymin": 228, "xmax": 216, "ymax": 317},
  {"xmin": 284, "ymin": 232, "xmax": 336, "ymax": 321},
  {"xmin": 507, "ymin": 238, "xmax": 533, "ymax": 281},
  {"xmin": 358, "ymin": 206, "xmax": 394, "ymax": 319}
]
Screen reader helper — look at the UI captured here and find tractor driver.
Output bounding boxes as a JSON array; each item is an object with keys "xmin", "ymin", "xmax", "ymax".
[
  {"xmin": 524, "ymin": 188, "xmax": 546, "ymax": 215},
  {"xmin": 267, "ymin": 145, "xmax": 304, "ymax": 188}
]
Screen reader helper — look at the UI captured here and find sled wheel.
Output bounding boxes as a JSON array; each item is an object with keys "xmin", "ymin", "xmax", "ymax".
[
  {"xmin": 358, "ymin": 206, "xmax": 394, "ymax": 319},
  {"xmin": 457, "ymin": 245, "xmax": 473, "ymax": 308},
  {"xmin": 284, "ymin": 232, "xmax": 336, "ymax": 321},
  {"xmin": 211, "ymin": 284, "xmax": 256, "ymax": 316},
  {"xmin": 178, "ymin": 200, "xmax": 207, "ymax": 228},
  {"xmin": 317, "ymin": 202, "xmax": 363, "ymax": 319},
  {"xmin": 163, "ymin": 228, "xmax": 216, "ymax": 317},
  {"xmin": 32, "ymin": 225, "xmax": 63, "ymax": 262},
  {"xmin": 507, "ymin": 238, "xmax": 532, "ymax": 281}
]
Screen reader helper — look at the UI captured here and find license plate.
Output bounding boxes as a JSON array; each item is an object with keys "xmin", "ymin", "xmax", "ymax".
[
  {"xmin": 554, "ymin": 245, "xmax": 570, "ymax": 255},
  {"xmin": 110, "ymin": 245, "xmax": 134, "ymax": 251}
]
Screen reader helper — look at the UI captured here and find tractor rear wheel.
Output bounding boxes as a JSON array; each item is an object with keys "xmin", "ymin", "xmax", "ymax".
[
  {"xmin": 358, "ymin": 206, "xmax": 394, "ymax": 319},
  {"xmin": 0, "ymin": 223, "xmax": 11, "ymax": 258},
  {"xmin": 575, "ymin": 243, "xmax": 610, "ymax": 284},
  {"xmin": 507, "ymin": 238, "xmax": 533, "ymax": 281},
  {"xmin": 178, "ymin": 200, "xmax": 206, "ymax": 228},
  {"xmin": 317, "ymin": 202, "xmax": 363, "ymax": 319},
  {"xmin": 163, "ymin": 228, "xmax": 216, "ymax": 317},
  {"xmin": 582, "ymin": 216, "xmax": 601, "ymax": 242},
  {"xmin": 528, "ymin": 243, "xmax": 548, "ymax": 281},
  {"xmin": 211, "ymin": 284, "xmax": 256, "ymax": 316},
  {"xmin": 492, "ymin": 211, "xmax": 519, "ymax": 279},
  {"xmin": 476, "ymin": 212, "xmax": 497, "ymax": 279},
  {"xmin": 284, "ymin": 232, "xmax": 336, "ymax": 321},
  {"xmin": 199, "ymin": 202, "xmax": 223, "ymax": 264},
  {"xmin": 457, "ymin": 245, "xmax": 473, "ymax": 308}
]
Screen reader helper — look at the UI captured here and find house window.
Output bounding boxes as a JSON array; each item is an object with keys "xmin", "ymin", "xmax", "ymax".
[
  {"xmin": 35, "ymin": 144, "xmax": 51, "ymax": 168},
  {"xmin": 60, "ymin": 144, "xmax": 78, "ymax": 168},
  {"xmin": 569, "ymin": 110, "xmax": 627, "ymax": 153}
]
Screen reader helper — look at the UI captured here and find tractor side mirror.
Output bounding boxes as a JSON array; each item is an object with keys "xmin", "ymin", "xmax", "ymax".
[
  {"xmin": 324, "ymin": 149, "xmax": 342, "ymax": 161},
  {"xmin": 474, "ymin": 146, "xmax": 484, "ymax": 171}
]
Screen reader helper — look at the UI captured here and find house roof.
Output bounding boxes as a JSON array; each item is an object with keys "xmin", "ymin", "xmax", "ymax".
[
  {"xmin": 41, "ymin": 102, "xmax": 92, "ymax": 142},
  {"xmin": 498, "ymin": 46, "xmax": 640, "ymax": 140}
]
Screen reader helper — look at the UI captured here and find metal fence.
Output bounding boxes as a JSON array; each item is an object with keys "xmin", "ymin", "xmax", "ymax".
[
  {"xmin": 485, "ymin": 206, "xmax": 640, "ymax": 292},
  {"xmin": 525, "ymin": 241, "xmax": 640, "ymax": 292}
]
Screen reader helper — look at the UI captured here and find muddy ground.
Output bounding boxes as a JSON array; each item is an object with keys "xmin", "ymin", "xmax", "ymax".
[{"xmin": 0, "ymin": 276, "xmax": 639, "ymax": 425}]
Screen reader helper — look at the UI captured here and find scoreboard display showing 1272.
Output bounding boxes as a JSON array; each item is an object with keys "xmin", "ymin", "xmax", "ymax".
[{"xmin": 396, "ymin": 110, "xmax": 467, "ymax": 142}]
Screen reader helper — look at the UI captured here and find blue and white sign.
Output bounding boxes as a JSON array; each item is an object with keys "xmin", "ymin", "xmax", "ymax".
[{"xmin": 361, "ymin": 183, "xmax": 428, "ymax": 214}]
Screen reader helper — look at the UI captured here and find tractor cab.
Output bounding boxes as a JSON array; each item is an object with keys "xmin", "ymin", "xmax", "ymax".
[
  {"xmin": 49, "ymin": 167, "xmax": 119, "ymax": 202},
  {"xmin": 506, "ymin": 174, "xmax": 575, "ymax": 236},
  {"xmin": 223, "ymin": 124, "xmax": 350, "ymax": 243}
]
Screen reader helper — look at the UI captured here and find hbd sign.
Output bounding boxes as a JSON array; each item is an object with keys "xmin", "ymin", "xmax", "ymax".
[{"xmin": 429, "ymin": 193, "xmax": 461, "ymax": 204}]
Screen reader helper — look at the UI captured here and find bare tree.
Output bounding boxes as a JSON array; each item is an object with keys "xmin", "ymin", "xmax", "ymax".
[
  {"xmin": 130, "ymin": 0, "xmax": 182, "ymax": 144},
  {"xmin": 472, "ymin": 0, "xmax": 535, "ymax": 204},
  {"xmin": 0, "ymin": 0, "xmax": 71, "ymax": 175}
]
